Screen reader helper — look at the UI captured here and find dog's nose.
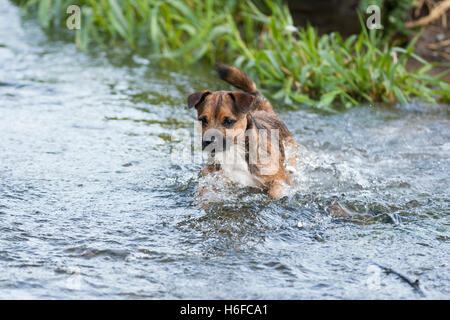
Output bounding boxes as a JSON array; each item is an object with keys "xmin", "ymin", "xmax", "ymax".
[{"xmin": 202, "ymin": 136, "xmax": 215, "ymax": 150}]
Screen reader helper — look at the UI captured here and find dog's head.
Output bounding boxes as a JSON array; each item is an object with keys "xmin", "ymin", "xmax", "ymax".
[{"xmin": 188, "ymin": 90, "xmax": 254, "ymax": 152}]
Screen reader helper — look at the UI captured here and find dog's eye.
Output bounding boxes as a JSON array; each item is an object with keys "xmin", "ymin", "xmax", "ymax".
[
  {"xmin": 198, "ymin": 117, "xmax": 208, "ymax": 126},
  {"xmin": 223, "ymin": 117, "xmax": 236, "ymax": 127}
]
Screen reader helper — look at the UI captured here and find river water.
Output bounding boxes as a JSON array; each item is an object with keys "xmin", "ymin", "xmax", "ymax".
[{"xmin": 0, "ymin": 0, "xmax": 449, "ymax": 299}]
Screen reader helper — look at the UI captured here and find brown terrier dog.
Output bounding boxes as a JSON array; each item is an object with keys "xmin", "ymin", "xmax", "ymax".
[{"xmin": 187, "ymin": 63, "xmax": 296, "ymax": 198}]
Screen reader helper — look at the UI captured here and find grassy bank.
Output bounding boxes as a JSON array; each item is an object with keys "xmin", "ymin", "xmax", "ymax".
[{"xmin": 14, "ymin": 0, "xmax": 449, "ymax": 110}]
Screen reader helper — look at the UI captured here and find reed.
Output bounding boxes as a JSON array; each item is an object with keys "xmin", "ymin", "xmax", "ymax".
[{"xmin": 14, "ymin": 0, "xmax": 449, "ymax": 110}]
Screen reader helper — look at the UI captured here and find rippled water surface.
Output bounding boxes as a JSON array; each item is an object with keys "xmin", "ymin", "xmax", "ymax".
[{"xmin": 0, "ymin": 0, "xmax": 449, "ymax": 299}]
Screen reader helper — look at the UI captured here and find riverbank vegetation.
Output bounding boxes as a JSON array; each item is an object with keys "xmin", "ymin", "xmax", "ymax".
[{"xmin": 14, "ymin": 0, "xmax": 449, "ymax": 110}]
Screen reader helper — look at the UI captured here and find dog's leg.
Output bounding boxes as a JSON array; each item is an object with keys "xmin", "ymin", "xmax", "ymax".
[
  {"xmin": 201, "ymin": 164, "xmax": 216, "ymax": 177},
  {"xmin": 268, "ymin": 180, "xmax": 285, "ymax": 198}
]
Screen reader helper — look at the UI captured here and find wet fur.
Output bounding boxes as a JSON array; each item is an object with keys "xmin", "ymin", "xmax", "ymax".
[{"xmin": 188, "ymin": 63, "xmax": 296, "ymax": 198}]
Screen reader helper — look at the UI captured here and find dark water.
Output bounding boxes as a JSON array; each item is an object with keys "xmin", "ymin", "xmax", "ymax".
[{"xmin": 0, "ymin": 0, "xmax": 449, "ymax": 299}]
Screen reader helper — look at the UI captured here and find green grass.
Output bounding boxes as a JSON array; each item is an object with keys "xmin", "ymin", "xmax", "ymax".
[{"xmin": 14, "ymin": 0, "xmax": 449, "ymax": 110}]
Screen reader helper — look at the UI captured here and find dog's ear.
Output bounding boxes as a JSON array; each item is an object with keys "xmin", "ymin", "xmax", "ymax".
[
  {"xmin": 187, "ymin": 90, "xmax": 211, "ymax": 108},
  {"xmin": 228, "ymin": 92, "xmax": 254, "ymax": 114}
]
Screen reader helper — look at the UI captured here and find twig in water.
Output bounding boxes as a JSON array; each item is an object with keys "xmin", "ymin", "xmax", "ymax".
[{"xmin": 374, "ymin": 263, "xmax": 426, "ymax": 297}]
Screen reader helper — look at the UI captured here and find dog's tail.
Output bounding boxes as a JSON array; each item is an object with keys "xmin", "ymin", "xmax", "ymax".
[
  {"xmin": 217, "ymin": 63, "xmax": 273, "ymax": 113},
  {"xmin": 216, "ymin": 63, "xmax": 259, "ymax": 94}
]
